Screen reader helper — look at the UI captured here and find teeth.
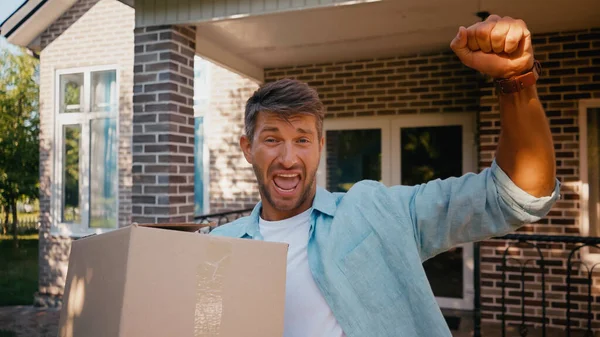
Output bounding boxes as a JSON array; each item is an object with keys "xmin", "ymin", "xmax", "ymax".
[{"xmin": 277, "ymin": 174, "xmax": 299, "ymax": 178}]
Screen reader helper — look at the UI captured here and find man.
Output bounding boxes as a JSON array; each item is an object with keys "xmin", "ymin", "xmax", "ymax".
[{"xmin": 210, "ymin": 15, "xmax": 560, "ymax": 337}]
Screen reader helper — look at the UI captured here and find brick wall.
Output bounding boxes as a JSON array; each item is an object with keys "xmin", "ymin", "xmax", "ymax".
[
  {"xmin": 131, "ymin": 24, "xmax": 197, "ymax": 223},
  {"xmin": 265, "ymin": 55, "xmax": 479, "ymax": 118},
  {"xmin": 263, "ymin": 28, "xmax": 600, "ymax": 329},
  {"xmin": 204, "ymin": 64, "xmax": 261, "ymax": 213},
  {"xmin": 37, "ymin": 0, "xmax": 134, "ymax": 306}
]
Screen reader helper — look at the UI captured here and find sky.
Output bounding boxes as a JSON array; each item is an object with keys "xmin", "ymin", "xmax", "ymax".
[
  {"xmin": 0, "ymin": 0, "xmax": 25, "ymax": 24},
  {"xmin": 0, "ymin": 0, "xmax": 26, "ymax": 51}
]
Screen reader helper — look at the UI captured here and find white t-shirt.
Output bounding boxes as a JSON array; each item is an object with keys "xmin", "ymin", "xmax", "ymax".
[{"xmin": 259, "ymin": 208, "xmax": 345, "ymax": 337}]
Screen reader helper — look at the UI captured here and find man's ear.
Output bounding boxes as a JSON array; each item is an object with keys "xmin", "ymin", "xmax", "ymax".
[
  {"xmin": 319, "ymin": 134, "xmax": 325, "ymax": 152},
  {"xmin": 240, "ymin": 135, "xmax": 253, "ymax": 164}
]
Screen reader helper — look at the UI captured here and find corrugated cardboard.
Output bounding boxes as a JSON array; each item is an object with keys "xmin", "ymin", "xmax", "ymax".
[{"xmin": 58, "ymin": 224, "xmax": 288, "ymax": 337}]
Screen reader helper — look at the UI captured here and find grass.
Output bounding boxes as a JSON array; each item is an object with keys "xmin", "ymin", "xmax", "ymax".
[
  {"xmin": 0, "ymin": 330, "xmax": 17, "ymax": 337},
  {"xmin": 0, "ymin": 234, "xmax": 38, "ymax": 306}
]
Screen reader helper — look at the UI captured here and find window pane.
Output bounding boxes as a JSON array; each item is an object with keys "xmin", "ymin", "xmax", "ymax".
[
  {"xmin": 62, "ymin": 125, "xmax": 81, "ymax": 224},
  {"xmin": 194, "ymin": 116, "xmax": 205, "ymax": 215},
  {"xmin": 89, "ymin": 118, "xmax": 118, "ymax": 229},
  {"xmin": 587, "ymin": 108, "xmax": 600, "ymax": 238},
  {"xmin": 60, "ymin": 73, "xmax": 84, "ymax": 113},
  {"xmin": 91, "ymin": 70, "xmax": 117, "ymax": 112},
  {"xmin": 326, "ymin": 129, "xmax": 381, "ymax": 192},
  {"xmin": 400, "ymin": 126, "xmax": 462, "ymax": 185}
]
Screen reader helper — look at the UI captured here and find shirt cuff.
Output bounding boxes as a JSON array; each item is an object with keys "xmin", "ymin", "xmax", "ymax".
[{"xmin": 490, "ymin": 159, "xmax": 561, "ymax": 222}]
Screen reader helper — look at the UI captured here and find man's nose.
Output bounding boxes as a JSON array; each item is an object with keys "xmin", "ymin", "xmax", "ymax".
[{"xmin": 278, "ymin": 142, "xmax": 298, "ymax": 168}]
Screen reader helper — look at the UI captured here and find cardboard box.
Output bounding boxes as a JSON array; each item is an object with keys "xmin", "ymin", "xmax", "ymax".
[{"xmin": 58, "ymin": 224, "xmax": 288, "ymax": 337}]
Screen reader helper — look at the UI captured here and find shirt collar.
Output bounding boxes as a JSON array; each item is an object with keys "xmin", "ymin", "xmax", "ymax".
[
  {"xmin": 243, "ymin": 186, "xmax": 337, "ymax": 238},
  {"xmin": 313, "ymin": 186, "xmax": 337, "ymax": 216}
]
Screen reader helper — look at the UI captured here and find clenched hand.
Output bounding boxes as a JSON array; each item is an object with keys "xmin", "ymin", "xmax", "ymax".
[{"xmin": 450, "ymin": 15, "xmax": 534, "ymax": 79}]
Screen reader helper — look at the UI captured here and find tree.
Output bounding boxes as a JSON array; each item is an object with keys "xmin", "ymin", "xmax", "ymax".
[{"xmin": 0, "ymin": 48, "xmax": 39, "ymax": 248}]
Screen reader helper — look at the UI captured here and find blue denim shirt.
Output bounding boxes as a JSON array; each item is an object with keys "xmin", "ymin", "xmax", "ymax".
[{"xmin": 210, "ymin": 160, "xmax": 561, "ymax": 337}]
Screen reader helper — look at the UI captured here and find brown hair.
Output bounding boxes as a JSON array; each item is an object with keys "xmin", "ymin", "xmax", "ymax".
[{"xmin": 244, "ymin": 78, "xmax": 324, "ymax": 142}]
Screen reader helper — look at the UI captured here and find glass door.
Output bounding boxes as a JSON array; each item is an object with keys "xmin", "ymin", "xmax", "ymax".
[
  {"xmin": 391, "ymin": 114, "xmax": 476, "ymax": 310},
  {"xmin": 318, "ymin": 114, "xmax": 476, "ymax": 310}
]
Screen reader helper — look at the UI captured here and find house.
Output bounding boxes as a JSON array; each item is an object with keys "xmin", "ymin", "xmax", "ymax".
[{"xmin": 1, "ymin": 0, "xmax": 599, "ymax": 333}]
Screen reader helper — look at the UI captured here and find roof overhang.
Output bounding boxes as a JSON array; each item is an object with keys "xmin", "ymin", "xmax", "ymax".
[
  {"xmin": 118, "ymin": 0, "xmax": 134, "ymax": 7},
  {"xmin": 0, "ymin": 0, "xmax": 77, "ymax": 52},
  {"xmin": 193, "ymin": 0, "xmax": 600, "ymax": 69}
]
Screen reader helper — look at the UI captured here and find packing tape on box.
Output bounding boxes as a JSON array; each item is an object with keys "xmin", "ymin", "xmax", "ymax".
[{"xmin": 194, "ymin": 238, "xmax": 233, "ymax": 336}]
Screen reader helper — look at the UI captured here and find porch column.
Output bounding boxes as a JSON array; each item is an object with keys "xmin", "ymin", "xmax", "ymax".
[{"xmin": 132, "ymin": 25, "xmax": 196, "ymax": 223}]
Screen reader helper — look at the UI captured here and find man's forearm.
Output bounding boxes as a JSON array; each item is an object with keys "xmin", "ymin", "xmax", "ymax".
[{"xmin": 495, "ymin": 85, "xmax": 556, "ymax": 198}]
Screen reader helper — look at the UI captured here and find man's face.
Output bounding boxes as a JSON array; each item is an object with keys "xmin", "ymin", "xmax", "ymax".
[{"xmin": 240, "ymin": 112, "xmax": 324, "ymax": 220}]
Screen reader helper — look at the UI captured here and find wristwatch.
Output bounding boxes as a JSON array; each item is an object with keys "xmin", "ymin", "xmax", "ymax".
[{"xmin": 494, "ymin": 60, "xmax": 542, "ymax": 95}]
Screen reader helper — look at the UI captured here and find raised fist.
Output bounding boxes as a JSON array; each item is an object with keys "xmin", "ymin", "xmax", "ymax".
[{"xmin": 450, "ymin": 14, "xmax": 535, "ymax": 79}]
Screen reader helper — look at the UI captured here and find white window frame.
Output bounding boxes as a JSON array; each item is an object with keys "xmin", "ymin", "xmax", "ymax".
[
  {"xmin": 578, "ymin": 99, "xmax": 600, "ymax": 266},
  {"xmin": 52, "ymin": 65, "xmax": 120, "ymax": 237},
  {"xmin": 194, "ymin": 56, "xmax": 212, "ymax": 214},
  {"xmin": 317, "ymin": 113, "xmax": 477, "ymax": 311}
]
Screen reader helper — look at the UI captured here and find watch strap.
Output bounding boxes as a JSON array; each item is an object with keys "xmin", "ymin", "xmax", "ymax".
[{"xmin": 494, "ymin": 60, "xmax": 542, "ymax": 95}]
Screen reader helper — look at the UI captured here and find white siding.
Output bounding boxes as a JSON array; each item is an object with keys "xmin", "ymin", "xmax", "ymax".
[{"xmin": 135, "ymin": 0, "xmax": 363, "ymax": 27}]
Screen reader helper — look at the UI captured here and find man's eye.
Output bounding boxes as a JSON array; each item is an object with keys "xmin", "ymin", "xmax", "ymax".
[
  {"xmin": 298, "ymin": 138, "xmax": 310, "ymax": 143},
  {"xmin": 265, "ymin": 138, "xmax": 277, "ymax": 143}
]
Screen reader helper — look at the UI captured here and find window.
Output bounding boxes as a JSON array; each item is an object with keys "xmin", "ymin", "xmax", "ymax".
[
  {"xmin": 54, "ymin": 67, "xmax": 119, "ymax": 235},
  {"xmin": 579, "ymin": 100, "xmax": 600, "ymax": 261},
  {"xmin": 193, "ymin": 56, "xmax": 211, "ymax": 216},
  {"xmin": 325, "ymin": 129, "xmax": 382, "ymax": 192}
]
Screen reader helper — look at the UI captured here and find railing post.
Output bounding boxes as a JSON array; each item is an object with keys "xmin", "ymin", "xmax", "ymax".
[
  {"xmin": 501, "ymin": 246, "xmax": 507, "ymax": 337},
  {"xmin": 567, "ymin": 257, "xmax": 571, "ymax": 337},
  {"xmin": 565, "ymin": 243, "xmax": 600, "ymax": 337},
  {"xmin": 473, "ymin": 242, "xmax": 482, "ymax": 337}
]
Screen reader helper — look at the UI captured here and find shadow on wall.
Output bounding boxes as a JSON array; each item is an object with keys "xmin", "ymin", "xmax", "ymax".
[
  {"xmin": 118, "ymin": 86, "xmax": 133, "ymax": 228},
  {"xmin": 208, "ymin": 82, "xmax": 261, "ymax": 214},
  {"xmin": 37, "ymin": 133, "xmax": 72, "ymax": 307}
]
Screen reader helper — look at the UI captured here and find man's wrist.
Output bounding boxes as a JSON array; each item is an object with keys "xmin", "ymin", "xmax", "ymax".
[
  {"xmin": 494, "ymin": 60, "xmax": 541, "ymax": 96},
  {"xmin": 497, "ymin": 84, "xmax": 539, "ymax": 108}
]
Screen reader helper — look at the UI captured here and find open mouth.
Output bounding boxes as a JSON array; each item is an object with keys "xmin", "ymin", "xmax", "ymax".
[{"xmin": 273, "ymin": 173, "xmax": 301, "ymax": 194}]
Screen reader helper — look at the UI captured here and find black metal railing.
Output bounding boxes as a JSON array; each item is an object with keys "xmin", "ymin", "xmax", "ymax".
[
  {"xmin": 474, "ymin": 234, "xmax": 600, "ymax": 337},
  {"xmin": 194, "ymin": 208, "xmax": 253, "ymax": 231}
]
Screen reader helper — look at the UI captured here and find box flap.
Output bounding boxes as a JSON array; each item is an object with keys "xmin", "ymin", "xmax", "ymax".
[{"xmin": 137, "ymin": 222, "xmax": 212, "ymax": 233}]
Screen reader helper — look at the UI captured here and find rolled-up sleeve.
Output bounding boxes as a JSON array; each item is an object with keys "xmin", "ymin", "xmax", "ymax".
[{"xmin": 490, "ymin": 159, "xmax": 561, "ymax": 225}]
